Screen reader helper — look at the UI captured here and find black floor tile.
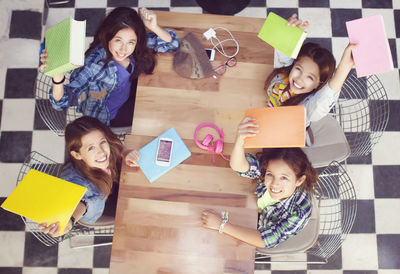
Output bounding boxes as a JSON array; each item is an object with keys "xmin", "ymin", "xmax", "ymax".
[
  {"xmin": 389, "ymin": 38, "xmax": 398, "ymax": 68},
  {"xmin": 107, "ymin": 0, "xmax": 138, "ymax": 7},
  {"xmin": 345, "ymin": 132, "xmax": 372, "ymax": 156},
  {"xmin": 331, "ymin": 9, "xmax": 362, "ymax": 37},
  {"xmin": 350, "ymin": 200, "xmax": 375, "ymax": 233},
  {"xmin": 93, "ymin": 236, "xmax": 113, "ymax": 268},
  {"xmin": 304, "ymin": 37, "xmax": 332, "ymax": 53},
  {"xmin": 299, "ymin": 0, "xmax": 329, "ymax": 7},
  {"xmin": 58, "ymin": 269, "xmax": 92, "ymax": 274},
  {"xmin": 147, "ymin": 7, "xmax": 170, "ymax": 12},
  {"xmin": 171, "ymin": 0, "xmax": 198, "ymax": 6},
  {"xmin": 271, "ymin": 271, "xmax": 306, "ymax": 274},
  {"xmin": 343, "ymin": 271, "xmax": 378, "ymax": 274},
  {"xmin": 254, "ymin": 255, "xmax": 271, "ymax": 270},
  {"xmin": 0, "ymin": 198, "xmax": 26, "ymax": 231},
  {"xmin": 0, "ymin": 100, "xmax": 2, "ymax": 128},
  {"xmin": 247, "ymin": 0, "xmax": 267, "ymax": 7},
  {"xmin": 379, "ymin": 100, "xmax": 400, "ymax": 131},
  {"xmin": 33, "ymin": 102, "xmax": 51, "ymax": 130},
  {"xmin": 266, "ymin": 8, "xmax": 298, "ymax": 21},
  {"xmin": 377, "ymin": 234, "xmax": 400, "ymax": 269},
  {"xmin": 373, "ymin": 165, "xmax": 400, "ymax": 198},
  {"xmin": 47, "ymin": 0, "xmax": 75, "ymax": 8},
  {"xmin": 74, "ymin": 9, "xmax": 106, "ymax": 37},
  {"xmin": 346, "ymin": 154, "xmax": 372, "ymax": 164},
  {"xmin": 9, "ymin": 10, "xmax": 41, "ymax": 39},
  {"xmin": 307, "ymin": 247, "xmax": 342, "ymax": 269},
  {"xmin": 369, "ymin": 100, "xmax": 390, "ymax": 132},
  {"xmin": 395, "ymin": 10, "xmax": 400, "ymax": 38},
  {"xmin": 23, "ymin": 232, "xmax": 58, "ymax": 267},
  {"xmin": 0, "ymin": 268, "xmax": 22, "ymax": 274},
  {"xmin": 0, "ymin": 132, "xmax": 32, "ymax": 163},
  {"xmin": 362, "ymin": 0, "xmax": 392, "ymax": 8},
  {"xmin": 5, "ymin": 69, "xmax": 37, "ymax": 98},
  {"xmin": 340, "ymin": 69, "xmax": 368, "ymax": 99}
]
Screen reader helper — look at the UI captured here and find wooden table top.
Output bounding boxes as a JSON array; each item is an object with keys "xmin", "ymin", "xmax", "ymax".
[{"xmin": 110, "ymin": 10, "xmax": 274, "ymax": 274}]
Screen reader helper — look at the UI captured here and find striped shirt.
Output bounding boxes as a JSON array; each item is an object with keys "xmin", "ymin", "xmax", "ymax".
[
  {"xmin": 267, "ymin": 74, "xmax": 296, "ymax": 107},
  {"xmin": 238, "ymin": 153, "xmax": 313, "ymax": 249}
]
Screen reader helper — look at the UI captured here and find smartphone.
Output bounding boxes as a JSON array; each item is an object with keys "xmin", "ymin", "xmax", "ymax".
[
  {"xmin": 155, "ymin": 138, "xmax": 173, "ymax": 166},
  {"xmin": 205, "ymin": 48, "xmax": 215, "ymax": 61}
]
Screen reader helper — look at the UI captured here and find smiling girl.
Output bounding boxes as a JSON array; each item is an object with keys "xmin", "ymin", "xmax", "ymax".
[
  {"xmin": 40, "ymin": 7, "xmax": 179, "ymax": 126},
  {"xmin": 38, "ymin": 116, "xmax": 140, "ymax": 237},
  {"xmin": 201, "ymin": 117, "xmax": 318, "ymax": 248}
]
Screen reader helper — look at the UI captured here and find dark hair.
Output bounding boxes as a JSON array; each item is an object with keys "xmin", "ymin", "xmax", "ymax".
[
  {"xmin": 265, "ymin": 42, "xmax": 336, "ymax": 106},
  {"xmin": 86, "ymin": 7, "xmax": 156, "ymax": 79},
  {"xmin": 256, "ymin": 148, "xmax": 317, "ymax": 193},
  {"xmin": 65, "ymin": 116, "xmax": 124, "ymax": 197}
]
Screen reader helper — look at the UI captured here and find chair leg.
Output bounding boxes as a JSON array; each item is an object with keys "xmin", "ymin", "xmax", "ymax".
[{"xmin": 69, "ymin": 234, "xmax": 113, "ymax": 249}]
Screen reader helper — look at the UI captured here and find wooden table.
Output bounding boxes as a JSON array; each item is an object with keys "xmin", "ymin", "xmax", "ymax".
[{"xmin": 110, "ymin": 11, "xmax": 274, "ymax": 274}]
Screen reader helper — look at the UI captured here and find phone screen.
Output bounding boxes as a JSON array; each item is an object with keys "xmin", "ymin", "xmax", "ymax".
[
  {"xmin": 157, "ymin": 139, "xmax": 173, "ymax": 162},
  {"xmin": 205, "ymin": 49, "xmax": 212, "ymax": 59}
]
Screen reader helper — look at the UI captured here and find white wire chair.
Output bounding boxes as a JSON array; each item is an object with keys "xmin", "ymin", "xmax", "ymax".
[
  {"xmin": 331, "ymin": 70, "xmax": 389, "ymax": 157},
  {"xmin": 16, "ymin": 151, "xmax": 114, "ymax": 249},
  {"xmin": 255, "ymin": 161, "xmax": 357, "ymax": 264}
]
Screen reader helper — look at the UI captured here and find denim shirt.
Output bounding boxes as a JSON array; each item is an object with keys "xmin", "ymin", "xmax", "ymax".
[
  {"xmin": 49, "ymin": 29, "xmax": 180, "ymax": 125},
  {"xmin": 60, "ymin": 162, "xmax": 106, "ymax": 224}
]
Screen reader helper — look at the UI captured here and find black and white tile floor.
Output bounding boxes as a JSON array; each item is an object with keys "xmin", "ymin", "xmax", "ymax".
[{"xmin": 1, "ymin": 0, "xmax": 400, "ymax": 273}]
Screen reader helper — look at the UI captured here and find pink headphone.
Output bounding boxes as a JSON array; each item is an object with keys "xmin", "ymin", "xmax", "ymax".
[{"xmin": 194, "ymin": 123, "xmax": 229, "ymax": 161}]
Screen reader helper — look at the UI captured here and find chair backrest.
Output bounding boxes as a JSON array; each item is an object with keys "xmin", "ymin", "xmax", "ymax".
[
  {"xmin": 331, "ymin": 70, "xmax": 389, "ymax": 157},
  {"xmin": 16, "ymin": 151, "xmax": 65, "ymax": 246},
  {"xmin": 307, "ymin": 161, "xmax": 357, "ymax": 261}
]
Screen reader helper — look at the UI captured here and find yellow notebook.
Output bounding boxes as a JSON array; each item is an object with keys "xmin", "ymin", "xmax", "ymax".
[
  {"xmin": 1, "ymin": 169, "xmax": 87, "ymax": 233},
  {"xmin": 244, "ymin": 106, "xmax": 306, "ymax": 148}
]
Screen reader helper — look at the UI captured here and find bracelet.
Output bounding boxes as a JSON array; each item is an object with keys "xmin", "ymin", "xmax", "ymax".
[
  {"xmin": 70, "ymin": 215, "xmax": 76, "ymax": 226},
  {"xmin": 218, "ymin": 211, "xmax": 229, "ymax": 234},
  {"xmin": 52, "ymin": 75, "xmax": 65, "ymax": 85}
]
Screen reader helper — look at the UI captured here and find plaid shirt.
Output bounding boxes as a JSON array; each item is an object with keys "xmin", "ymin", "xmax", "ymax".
[
  {"xmin": 49, "ymin": 29, "xmax": 179, "ymax": 125},
  {"xmin": 238, "ymin": 153, "xmax": 312, "ymax": 248}
]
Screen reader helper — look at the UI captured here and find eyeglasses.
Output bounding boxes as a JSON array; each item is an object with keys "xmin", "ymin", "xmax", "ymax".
[{"xmin": 213, "ymin": 57, "xmax": 237, "ymax": 77}]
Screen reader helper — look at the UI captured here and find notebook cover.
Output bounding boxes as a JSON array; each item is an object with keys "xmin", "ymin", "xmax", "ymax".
[
  {"xmin": 244, "ymin": 106, "xmax": 306, "ymax": 148},
  {"xmin": 1, "ymin": 169, "xmax": 87, "ymax": 233},
  {"xmin": 44, "ymin": 17, "xmax": 86, "ymax": 77},
  {"xmin": 346, "ymin": 15, "xmax": 394, "ymax": 77},
  {"xmin": 258, "ymin": 12, "xmax": 307, "ymax": 59},
  {"xmin": 138, "ymin": 128, "xmax": 191, "ymax": 183}
]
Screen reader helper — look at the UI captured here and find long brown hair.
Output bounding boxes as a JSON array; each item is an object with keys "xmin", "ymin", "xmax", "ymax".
[
  {"xmin": 265, "ymin": 43, "xmax": 336, "ymax": 106},
  {"xmin": 65, "ymin": 116, "xmax": 124, "ymax": 196},
  {"xmin": 86, "ymin": 7, "xmax": 156, "ymax": 79},
  {"xmin": 257, "ymin": 148, "xmax": 317, "ymax": 193}
]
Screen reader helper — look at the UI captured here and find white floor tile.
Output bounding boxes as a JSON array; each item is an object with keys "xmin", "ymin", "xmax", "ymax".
[
  {"xmin": 254, "ymin": 271, "xmax": 271, "ymax": 274},
  {"xmin": 299, "ymin": 8, "xmax": 332, "ymax": 38},
  {"xmin": 57, "ymin": 240, "xmax": 94, "ymax": 268},
  {"xmin": 1, "ymin": 99, "xmax": 35, "ymax": 131},
  {"xmin": 331, "ymin": 37, "xmax": 350, "ymax": 65},
  {"xmin": 394, "ymin": 1, "xmax": 400, "ymax": 9},
  {"xmin": 374, "ymin": 198, "xmax": 400, "ymax": 234},
  {"xmin": 378, "ymin": 270, "xmax": 400, "ymax": 274},
  {"xmin": 0, "ymin": 231, "xmax": 25, "ymax": 267},
  {"xmin": 74, "ymin": 0, "xmax": 107, "ymax": 8},
  {"xmin": 0, "ymin": 39, "xmax": 41, "ymax": 68},
  {"xmin": 170, "ymin": 7, "xmax": 203, "ymax": 14},
  {"xmin": 376, "ymin": 69, "xmax": 400, "ymax": 100},
  {"xmin": 23, "ymin": 267, "xmax": 58, "ymax": 274},
  {"xmin": 138, "ymin": 0, "xmax": 170, "ymax": 8},
  {"xmin": 341, "ymin": 234, "xmax": 378, "ymax": 269},
  {"xmin": 269, "ymin": 253, "xmax": 307, "ymax": 270},
  {"xmin": 0, "ymin": 163, "xmax": 22, "ymax": 197},
  {"xmin": 372, "ymin": 132, "xmax": 400, "ymax": 165},
  {"xmin": 93, "ymin": 268, "xmax": 111, "ymax": 274},
  {"xmin": 267, "ymin": 0, "xmax": 298, "ymax": 8},
  {"xmin": 0, "ymin": 67, "xmax": 6, "ymax": 99},
  {"xmin": 236, "ymin": 7, "xmax": 266, "ymax": 19},
  {"xmin": 362, "ymin": 9, "xmax": 396, "ymax": 39},
  {"xmin": 44, "ymin": 8, "xmax": 75, "ymax": 30},
  {"xmin": 346, "ymin": 164, "xmax": 375, "ymax": 199},
  {"xmin": 329, "ymin": 0, "xmax": 362, "ymax": 9},
  {"xmin": 31, "ymin": 131, "xmax": 65, "ymax": 163},
  {"xmin": 308, "ymin": 271, "xmax": 343, "ymax": 274}
]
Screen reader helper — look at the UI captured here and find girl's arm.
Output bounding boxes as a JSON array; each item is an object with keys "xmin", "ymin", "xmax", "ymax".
[
  {"xmin": 327, "ymin": 44, "xmax": 357, "ymax": 92},
  {"xmin": 140, "ymin": 8, "xmax": 172, "ymax": 42},
  {"xmin": 40, "ymin": 49, "xmax": 66, "ymax": 102},
  {"xmin": 230, "ymin": 117, "xmax": 259, "ymax": 173},
  {"xmin": 201, "ymin": 210, "xmax": 265, "ymax": 248}
]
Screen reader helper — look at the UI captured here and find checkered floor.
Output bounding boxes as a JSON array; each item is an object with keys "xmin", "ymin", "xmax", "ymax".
[{"xmin": 1, "ymin": 0, "xmax": 400, "ymax": 273}]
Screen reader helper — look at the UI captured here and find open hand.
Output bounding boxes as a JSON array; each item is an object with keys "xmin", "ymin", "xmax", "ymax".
[
  {"xmin": 201, "ymin": 210, "xmax": 222, "ymax": 231},
  {"xmin": 236, "ymin": 117, "xmax": 259, "ymax": 142},
  {"xmin": 140, "ymin": 7, "xmax": 158, "ymax": 32},
  {"xmin": 39, "ymin": 49, "xmax": 48, "ymax": 70},
  {"xmin": 287, "ymin": 13, "xmax": 309, "ymax": 31},
  {"xmin": 38, "ymin": 221, "xmax": 72, "ymax": 237},
  {"xmin": 125, "ymin": 150, "xmax": 141, "ymax": 167}
]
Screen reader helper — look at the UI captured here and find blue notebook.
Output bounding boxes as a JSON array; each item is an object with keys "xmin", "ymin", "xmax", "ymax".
[{"xmin": 138, "ymin": 128, "xmax": 191, "ymax": 183}]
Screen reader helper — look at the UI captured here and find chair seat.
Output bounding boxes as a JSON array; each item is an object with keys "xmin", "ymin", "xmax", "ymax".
[
  {"xmin": 302, "ymin": 115, "xmax": 351, "ymax": 168},
  {"xmin": 256, "ymin": 196, "xmax": 320, "ymax": 255},
  {"xmin": 78, "ymin": 215, "xmax": 114, "ymax": 227}
]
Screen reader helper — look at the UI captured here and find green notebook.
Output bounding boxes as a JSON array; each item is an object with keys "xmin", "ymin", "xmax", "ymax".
[
  {"xmin": 258, "ymin": 12, "xmax": 307, "ymax": 59},
  {"xmin": 44, "ymin": 17, "xmax": 86, "ymax": 77}
]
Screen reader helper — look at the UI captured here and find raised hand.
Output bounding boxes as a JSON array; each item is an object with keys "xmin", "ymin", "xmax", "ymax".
[
  {"xmin": 236, "ymin": 117, "xmax": 259, "ymax": 143},
  {"xmin": 287, "ymin": 13, "xmax": 309, "ymax": 31},
  {"xmin": 125, "ymin": 150, "xmax": 141, "ymax": 167},
  {"xmin": 139, "ymin": 7, "xmax": 158, "ymax": 32}
]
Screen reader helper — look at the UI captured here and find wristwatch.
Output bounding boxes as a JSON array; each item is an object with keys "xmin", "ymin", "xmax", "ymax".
[
  {"xmin": 219, "ymin": 211, "xmax": 229, "ymax": 234},
  {"xmin": 70, "ymin": 216, "xmax": 76, "ymax": 226}
]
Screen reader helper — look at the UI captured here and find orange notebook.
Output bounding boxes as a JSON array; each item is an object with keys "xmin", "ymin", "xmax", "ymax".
[{"xmin": 244, "ymin": 106, "xmax": 306, "ymax": 148}]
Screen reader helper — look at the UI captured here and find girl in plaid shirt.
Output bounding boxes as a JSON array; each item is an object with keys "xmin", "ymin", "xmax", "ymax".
[
  {"xmin": 40, "ymin": 7, "xmax": 179, "ymax": 126},
  {"xmin": 201, "ymin": 117, "xmax": 318, "ymax": 248}
]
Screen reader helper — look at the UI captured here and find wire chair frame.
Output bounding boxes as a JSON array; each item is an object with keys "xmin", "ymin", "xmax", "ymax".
[
  {"xmin": 16, "ymin": 151, "xmax": 114, "ymax": 248},
  {"xmin": 254, "ymin": 161, "xmax": 357, "ymax": 264},
  {"xmin": 331, "ymin": 70, "xmax": 389, "ymax": 157}
]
